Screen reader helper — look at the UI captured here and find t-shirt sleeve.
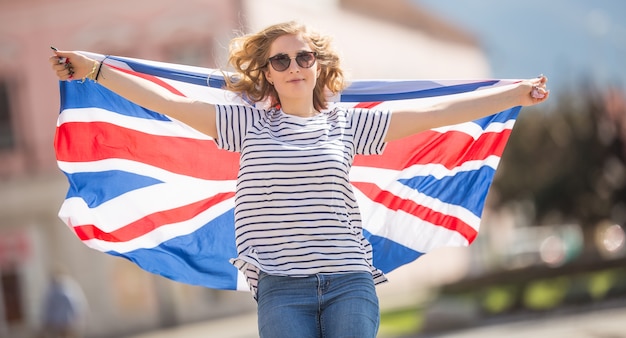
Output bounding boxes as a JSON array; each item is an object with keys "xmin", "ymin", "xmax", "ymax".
[
  {"xmin": 215, "ymin": 104, "xmax": 260, "ymax": 152},
  {"xmin": 348, "ymin": 108, "xmax": 391, "ymax": 155}
]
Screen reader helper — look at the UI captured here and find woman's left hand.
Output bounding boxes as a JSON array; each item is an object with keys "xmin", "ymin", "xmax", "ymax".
[{"xmin": 519, "ymin": 75, "xmax": 550, "ymax": 106}]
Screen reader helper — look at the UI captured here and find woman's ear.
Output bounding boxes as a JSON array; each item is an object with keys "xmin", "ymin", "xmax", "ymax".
[{"xmin": 265, "ymin": 70, "xmax": 273, "ymax": 85}]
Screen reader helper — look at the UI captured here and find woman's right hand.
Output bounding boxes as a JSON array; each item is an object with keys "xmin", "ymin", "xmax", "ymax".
[
  {"xmin": 49, "ymin": 50, "xmax": 97, "ymax": 81},
  {"xmin": 48, "ymin": 49, "xmax": 218, "ymax": 138}
]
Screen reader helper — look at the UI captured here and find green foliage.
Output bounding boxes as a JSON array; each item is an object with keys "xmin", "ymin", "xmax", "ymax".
[
  {"xmin": 523, "ymin": 277, "xmax": 569, "ymax": 310},
  {"xmin": 588, "ymin": 269, "xmax": 619, "ymax": 300},
  {"xmin": 492, "ymin": 86, "xmax": 626, "ymax": 228},
  {"xmin": 379, "ymin": 307, "xmax": 424, "ymax": 337},
  {"xmin": 481, "ymin": 285, "xmax": 517, "ymax": 314}
]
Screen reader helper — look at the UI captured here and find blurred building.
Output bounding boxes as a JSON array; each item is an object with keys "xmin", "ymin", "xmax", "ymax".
[
  {"xmin": 0, "ymin": 1, "xmax": 249, "ymax": 337},
  {"xmin": 0, "ymin": 0, "xmax": 490, "ymax": 337}
]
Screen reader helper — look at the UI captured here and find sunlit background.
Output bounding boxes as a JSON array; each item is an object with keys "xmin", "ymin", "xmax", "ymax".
[
  {"xmin": 417, "ymin": 0, "xmax": 626, "ymax": 99},
  {"xmin": 0, "ymin": 0, "xmax": 624, "ymax": 337}
]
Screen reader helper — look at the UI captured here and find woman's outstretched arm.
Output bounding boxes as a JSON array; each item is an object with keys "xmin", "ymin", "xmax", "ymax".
[
  {"xmin": 385, "ymin": 76, "xmax": 549, "ymax": 142},
  {"xmin": 49, "ymin": 50, "xmax": 218, "ymax": 138}
]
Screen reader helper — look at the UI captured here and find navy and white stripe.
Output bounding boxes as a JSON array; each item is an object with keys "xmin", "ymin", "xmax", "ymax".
[{"xmin": 216, "ymin": 104, "xmax": 390, "ymax": 296}]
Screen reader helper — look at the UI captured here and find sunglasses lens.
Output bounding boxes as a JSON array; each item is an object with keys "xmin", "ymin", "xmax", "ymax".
[
  {"xmin": 296, "ymin": 52, "xmax": 316, "ymax": 68},
  {"xmin": 270, "ymin": 55, "xmax": 290, "ymax": 72}
]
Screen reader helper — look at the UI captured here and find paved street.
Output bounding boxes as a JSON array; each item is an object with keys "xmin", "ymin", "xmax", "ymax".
[
  {"xmin": 127, "ymin": 305, "xmax": 626, "ymax": 338},
  {"xmin": 434, "ymin": 306, "xmax": 626, "ymax": 338},
  {"xmin": 127, "ymin": 312, "xmax": 258, "ymax": 338}
]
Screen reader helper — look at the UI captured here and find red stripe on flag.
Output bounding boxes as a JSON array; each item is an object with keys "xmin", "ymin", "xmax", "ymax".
[
  {"xmin": 54, "ymin": 121, "xmax": 239, "ymax": 180},
  {"xmin": 110, "ymin": 64, "xmax": 186, "ymax": 97},
  {"xmin": 353, "ymin": 182, "xmax": 478, "ymax": 243},
  {"xmin": 73, "ymin": 192, "xmax": 235, "ymax": 242},
  {"xmin": 355, "ymin": 128, "xmax": 512, "ymax": 170},
  {"xmin": 354, "ymin": 102, "xmax": 382, "ymax": 109}
]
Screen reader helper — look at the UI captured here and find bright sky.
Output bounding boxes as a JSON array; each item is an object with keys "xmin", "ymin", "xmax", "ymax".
[{"xmin": 415, "ymin": 0, "xmax": 626, "ymax": 97}]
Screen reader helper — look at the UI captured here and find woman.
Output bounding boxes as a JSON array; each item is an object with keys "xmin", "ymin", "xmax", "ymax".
[{"xmin": 50, "ymin": 21, "xmax": 549, "ymax": 338}]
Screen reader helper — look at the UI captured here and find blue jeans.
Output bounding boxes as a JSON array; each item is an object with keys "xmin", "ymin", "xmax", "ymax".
[{"xmin": 256, "ymin": 271, "xmax": 379, "ymax": 338}]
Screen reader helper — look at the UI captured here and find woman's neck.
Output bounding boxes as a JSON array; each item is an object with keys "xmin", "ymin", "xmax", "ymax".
[{"xmin": 279, "ymin": 99, "xmax": 318, "ymax": 118}]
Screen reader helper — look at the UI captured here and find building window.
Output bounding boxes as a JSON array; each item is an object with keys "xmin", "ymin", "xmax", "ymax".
[
  {"xmin": 1, "ymin": 268, "xmax": 23, "ymax": 325},
  {"xmin": 0, "ymin": 78, "xmax": 15, "ymax": 150}
]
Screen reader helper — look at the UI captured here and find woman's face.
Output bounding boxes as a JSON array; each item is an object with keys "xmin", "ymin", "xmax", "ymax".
[{"xmin": 265, "ymin": 33, "xmax": 320, "ymax": 104}]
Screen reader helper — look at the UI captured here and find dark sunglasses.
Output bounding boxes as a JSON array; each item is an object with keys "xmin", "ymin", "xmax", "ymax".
[{"xmin": 267, "ymin": 51, "xmax": 317, "ymax": 72}]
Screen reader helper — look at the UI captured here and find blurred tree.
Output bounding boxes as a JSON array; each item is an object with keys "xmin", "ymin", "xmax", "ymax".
[{"xmin": 491, "ymin": 84, "xmax": 626, "ymax": 259}]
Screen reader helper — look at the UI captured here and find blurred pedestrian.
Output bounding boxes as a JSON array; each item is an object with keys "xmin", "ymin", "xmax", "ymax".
[
  {"xmin": 49, "ymin": 21, "xmax": 548, "ymax": 337},
  {"xmin": 40, "ymin": 268, "xmax": 87, "ymax": 338}
]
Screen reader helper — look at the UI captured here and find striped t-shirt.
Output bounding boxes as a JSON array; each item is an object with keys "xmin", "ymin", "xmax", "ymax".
[{"xmin": 215, "ymin": 104, "xmax": 391, "ymax": 297}]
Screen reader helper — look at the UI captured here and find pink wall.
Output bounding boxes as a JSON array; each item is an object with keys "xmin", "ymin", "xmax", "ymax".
[
  {"xmin": 0, "ymin": 1, "xmax": 247, "ymax": 336},
  {"xmin": 0, "ymin": 0, "xmax": 243, "ymax": 178}
]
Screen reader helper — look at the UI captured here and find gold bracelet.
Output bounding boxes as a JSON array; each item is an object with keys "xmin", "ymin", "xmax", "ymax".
[{"xmin": 82, "ymin": 61, "xmax": 99, "ymax": 83}]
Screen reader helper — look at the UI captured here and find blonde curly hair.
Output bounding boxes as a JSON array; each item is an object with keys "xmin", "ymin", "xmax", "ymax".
[{"xmin": 225, "ymin": 21, "xmax": 346, "ymax": 111}]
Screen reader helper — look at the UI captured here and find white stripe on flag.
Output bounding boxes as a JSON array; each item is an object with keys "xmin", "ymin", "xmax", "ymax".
[{"xmin": 70, "ymin": 196, "xmax": 235, "ymax": 253}]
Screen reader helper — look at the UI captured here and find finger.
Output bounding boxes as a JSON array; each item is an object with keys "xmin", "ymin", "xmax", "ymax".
[
  {"xmin": 49, "ymin": 56, "xmax": 66, "ymax": 66},
  {"xmin": 54, "ymin": 51, "xmax": 76, "ymax": 64},
  {"xmin": 56, "ymin": 70, "xmax": 69, "ymax": 81},
  {"xmin": 51, "ymin": 50, "xmax": 73, "ymax": 67},
  {"xmin": 53, "ymin": 50, "xmax": 71, "ymax": 56},
  {"xmin": 57, "ymin": 68, "xmax": 74, "ymax": 81},
  {"xmin": 531, "ymin": 84, "xmax": 547, "ymax": 99},
  {"xmin": 51, "ymin": 61, "xmax": 73, "ymax": 73},
  {"xmin": 48, "ymin": 56, "xmax": 61, "ymax": 65},
  {"xmin": 530, "ymin": 76, "xmax": 548, "ymax": 95},
  {"xmin": 51, "ymin": 61, "xmax": 64, "ymax": 71}
]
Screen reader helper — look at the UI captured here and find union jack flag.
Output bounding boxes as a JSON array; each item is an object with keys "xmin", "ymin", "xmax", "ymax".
[{"xmin": 54, "ymin": 53, "xmax": 521, "ymax": 291}]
